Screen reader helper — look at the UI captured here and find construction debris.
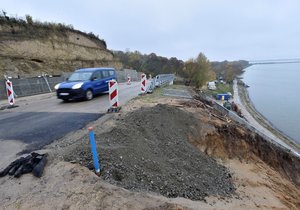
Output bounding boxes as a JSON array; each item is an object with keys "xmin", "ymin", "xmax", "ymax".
[
  {"xmin": 107, "ymin": 107, "xmax": 121, "ymax": 113},
  {"xmin": 0, "ymin": 152, "xmax": 47, "ymax": 178}
]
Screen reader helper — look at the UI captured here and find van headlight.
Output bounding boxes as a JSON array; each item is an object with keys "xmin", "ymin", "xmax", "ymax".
[
  {"xmin": 54, "ymin": 83, "xmax": 60, "ymax": 90},
  {"xmin": 72, "ymin": 82, "xmax": 84, "ymax": 89}
]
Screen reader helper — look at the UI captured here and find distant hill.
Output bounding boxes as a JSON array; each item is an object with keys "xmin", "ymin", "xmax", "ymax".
[{"xmin": 0, "ymin": 14, "xmax": 122, "ymax": 77}]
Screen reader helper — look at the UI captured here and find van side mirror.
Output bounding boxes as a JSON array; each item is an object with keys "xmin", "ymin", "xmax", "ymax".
[
  {"xmin": 66, "ymin": 78, "xmax": 69, "ymax": 81},
  {"xmin": 91, "ymin": 76, "xmax": 97, "ymax": 81}
]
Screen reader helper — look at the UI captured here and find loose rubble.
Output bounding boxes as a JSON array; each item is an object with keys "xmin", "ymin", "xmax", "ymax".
[{"xmin": 64, "ymin": 104, "xmax": 235, "ymax": 201}]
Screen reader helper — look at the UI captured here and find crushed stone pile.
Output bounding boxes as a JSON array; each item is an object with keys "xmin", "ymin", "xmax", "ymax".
[{"xmin": 64, "ymin": 104, "xmax": 235, "ymax": 201}]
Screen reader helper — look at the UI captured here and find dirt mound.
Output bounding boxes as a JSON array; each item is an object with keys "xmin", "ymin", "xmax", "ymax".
[{"xmin": 64, "ymin": 104, "xmax": 235, "ymax": 201}]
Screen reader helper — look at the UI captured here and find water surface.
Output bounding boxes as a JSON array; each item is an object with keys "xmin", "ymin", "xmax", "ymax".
[{"xmin": 243, "ymin": 63, "xmax": 300, "ymax": 144}]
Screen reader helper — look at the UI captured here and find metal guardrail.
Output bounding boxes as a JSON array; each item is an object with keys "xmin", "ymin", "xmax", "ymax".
[
  {"xmin": 0, "ymin": 76, "xmax": 64, "ymax": 100},
  {"xmin": 212, "ymin": 102, "xmax": 295, "ymax": 154},
  {"xmin": 144, "ymin": 74, "xmax": 175, "ymax": 93},
  {"xmin": 154, "ymin": 74, "xmax": 174, "ymax": 87},
  {"xmin": 197, "ymin": 90, "xmax": 299, "ymax": 156},
  {"xmin": 199, "ymin": 94, "xmax": 292, "ymax": 153}
]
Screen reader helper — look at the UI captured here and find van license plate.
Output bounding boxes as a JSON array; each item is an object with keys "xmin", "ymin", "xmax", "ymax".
[{"xmin": 60, "ymin": 93, "xmax": 69, "ymax": 96}]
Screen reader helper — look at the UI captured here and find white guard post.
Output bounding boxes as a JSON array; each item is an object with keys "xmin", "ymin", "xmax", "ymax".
[
  {"xmin": 140, "ymin": 73, "xmax": 146, "ymax": 94},
  {"xmin": 6, "ymin": 80, "xmax": 15, "ymax": 106},
  {"xmin": 127, "ymin": 75, "xmax": 131, "ymax": 85},
  {"xmin": 107, "ymin": 79, "xmax": 121, "ymax": 113}
]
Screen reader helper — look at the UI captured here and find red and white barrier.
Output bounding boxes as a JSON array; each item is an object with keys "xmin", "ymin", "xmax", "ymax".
[
  {"xmin": 127, "ymin": 75, "xmax": 131, "ymax": 85},
  {"xmin": 141, "ymin": 73, "xmax": 146, "ymax": 93},
  {"xmin": 6, "ymin": 80, "xmax": 15, "ymax": 105},
  {"xmin": 109, "ymin": 80, "xmax": 118, "ymax": 108}
]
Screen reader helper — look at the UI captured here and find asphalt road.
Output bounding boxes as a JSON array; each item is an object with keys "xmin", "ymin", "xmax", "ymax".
[{"xmin": 0, "ymin": 82, "xmax": 141, "ymax": 163}]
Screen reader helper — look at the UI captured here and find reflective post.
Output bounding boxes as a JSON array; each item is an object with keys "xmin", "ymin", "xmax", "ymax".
[{"xmin": 88, "ymin": 127, "xmax": 100, "ymax": 174}]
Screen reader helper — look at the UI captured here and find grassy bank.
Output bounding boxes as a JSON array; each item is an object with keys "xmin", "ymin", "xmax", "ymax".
[{"xmin": 205, "ymin": 83, "xmax": 233, "ymax": 97}]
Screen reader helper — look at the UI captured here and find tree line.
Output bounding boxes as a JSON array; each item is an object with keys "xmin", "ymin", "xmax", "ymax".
[
  {"xmin": 113, "ymin": 50, "xmax": 185, "ymax": 77},
  {"xmin": 113, "ymin": 50, "xmax": 249, "ymax": 88}
]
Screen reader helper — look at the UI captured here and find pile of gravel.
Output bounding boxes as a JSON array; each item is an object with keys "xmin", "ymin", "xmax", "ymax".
[{"xmin": 64, "ymin": 104, "xmax": 235, "ymax": 201}]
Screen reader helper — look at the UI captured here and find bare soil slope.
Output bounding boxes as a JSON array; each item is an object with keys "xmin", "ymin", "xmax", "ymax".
[
  {"xmin": 0, "ymin": 92, "xmax": 299, "ymax": 209},
  {"xmin": 0, "ymin": 18, "xmax": 121, "ymax": 77}
]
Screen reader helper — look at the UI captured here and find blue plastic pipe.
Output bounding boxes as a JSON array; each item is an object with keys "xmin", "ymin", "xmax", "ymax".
[{"xmin": 88, "ymin": 127, "xmax": 100, "ymax": 174}]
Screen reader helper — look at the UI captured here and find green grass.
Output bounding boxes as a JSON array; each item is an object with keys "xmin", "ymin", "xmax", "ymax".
[
  {"xmin": 164, "ymin": 84, "xmax": 186, "ymax": 90},
  {"xmin": 206, "ymin": 83, "xmax": 233, "ymax": 95},
  {"xmin": 138, "ymin": 84, "xmax": 186, "ymax": 103},
  {"xmin": 138, "ymin": 87, "xmax": 164, "ymax": 103}
]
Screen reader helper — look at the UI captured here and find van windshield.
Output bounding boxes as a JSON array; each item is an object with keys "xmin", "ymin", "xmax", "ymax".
[{"xmin": 68, "ymin": 72, "xmax": 93, "ymax": 81}]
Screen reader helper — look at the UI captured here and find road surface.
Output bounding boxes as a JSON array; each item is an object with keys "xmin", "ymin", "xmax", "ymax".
[{"xmin": 0, "ymin": 82, "xmax": 141, "ymax": 168}]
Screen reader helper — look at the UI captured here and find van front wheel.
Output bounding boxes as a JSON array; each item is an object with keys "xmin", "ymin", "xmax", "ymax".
[{"xmin": 85, "ymin": 90, "xmax": 93, "ymax": 100}]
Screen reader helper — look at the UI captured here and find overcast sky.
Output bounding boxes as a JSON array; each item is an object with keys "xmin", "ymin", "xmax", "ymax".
[{"xmin": 1, "ymin": 0, "xmax": 300, "ymax": 61}]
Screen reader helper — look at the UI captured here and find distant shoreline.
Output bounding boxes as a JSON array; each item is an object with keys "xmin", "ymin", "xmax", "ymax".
[{"xmin": 237, "ymin": 82, "xmax": 300, "ymax": 152}]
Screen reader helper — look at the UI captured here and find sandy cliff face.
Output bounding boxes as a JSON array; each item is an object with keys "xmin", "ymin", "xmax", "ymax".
[{"xmin": 0, "ymin": 20, "xmax": 122, "ymax": 77}]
